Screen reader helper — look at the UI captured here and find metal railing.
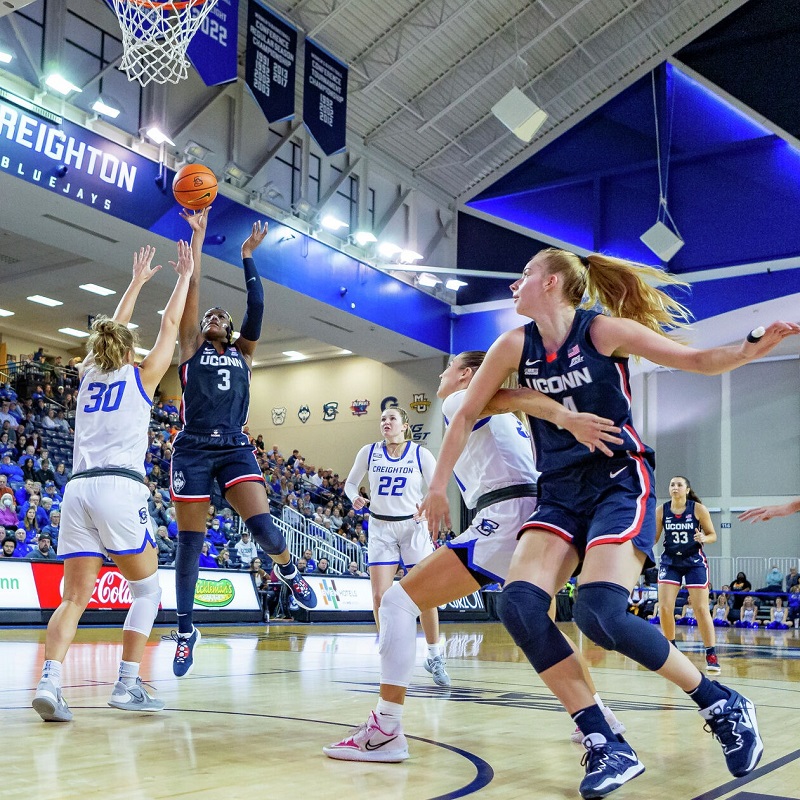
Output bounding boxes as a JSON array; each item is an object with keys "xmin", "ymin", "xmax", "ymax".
[{"xmin": 704, "ymin": 556, "xmax": 799, "ymax": 591}]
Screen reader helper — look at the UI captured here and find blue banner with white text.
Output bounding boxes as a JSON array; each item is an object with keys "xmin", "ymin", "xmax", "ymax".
[
  {"xmin": 245, "ymin": 1, "xmax": 297, "ymax": 123},
  {"xmin": 0, "ymin": 96, "xmax": 174, "ymax": 226},
  {"xmin": 188, "ymin": 0, "xmax": 240, "ymax": 86},
  {"xmin": 303, "ymin": 38, "xmax": 348, "ymax": 156}
]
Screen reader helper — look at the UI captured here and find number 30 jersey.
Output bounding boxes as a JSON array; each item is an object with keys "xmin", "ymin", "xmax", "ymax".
[
  {"xmin": 73, "ymin": 362, "xmax": 152, "ymax": 476},
  {"xmin": 179, "ymin": 342, "xmax": 251, "ymax": 434},
  {"xmin": 345, "ymin": 441, "xmax": 437, "ymax": 517}
]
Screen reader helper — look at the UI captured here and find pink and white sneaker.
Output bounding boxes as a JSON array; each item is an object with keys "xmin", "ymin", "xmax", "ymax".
[
  {"xmin": 570, "ymin": 707, "xmax": 627, "ymax": 744},
  {"xmin": 323, "ymin": 711, "xmax": 409, "ymax": 762}
]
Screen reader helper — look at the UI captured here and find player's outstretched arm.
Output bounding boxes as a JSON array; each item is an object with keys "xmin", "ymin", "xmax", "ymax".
[
  {"xmin": 178, "ymin": 207, "xmax": 209, "ymax": 358},
  {"xmin": 236, "ymin": 220, "xmax": 268, "ymax": 359},
  {"xmin": 738, "ymin": 499, "xmax": 800, "ymax": 523}
]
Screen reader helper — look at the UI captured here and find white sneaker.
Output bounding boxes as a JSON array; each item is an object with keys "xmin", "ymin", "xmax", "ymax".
[
  {"xmin": 424, "ymin": 654, "xmax": 452, "ymax": 687},
  {"xmin": 108, "ymin": 678, "xmax": 165, "ymax": 713},
  {"xmin": 570, "ymin": 707, "xmax": 626, "ymax": 743},
  {"xmin": 32, "ymin": 678, "xmax": 73, "ymax": 722},
  {"xmin": 323, "ymin": 711, "xmax": 409, "ymax": 762}
]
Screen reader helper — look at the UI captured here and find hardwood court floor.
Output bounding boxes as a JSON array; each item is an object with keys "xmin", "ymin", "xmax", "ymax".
[{"xmin": 1, "ymin": 620, "xmax": 799, "ymax": 800}]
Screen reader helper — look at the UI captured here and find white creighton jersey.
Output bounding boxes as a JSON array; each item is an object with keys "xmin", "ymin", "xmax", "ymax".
[
  {"xmin": 346, "ymin": 441, "xmax": 436, "ymax": 517},
  {"xmin": 443, "ymin": 389, "xmax": 539, "ymax": 509},
  {"xmin": 73, "ymin": 363, "xmax": 152, "ymax": 476}
]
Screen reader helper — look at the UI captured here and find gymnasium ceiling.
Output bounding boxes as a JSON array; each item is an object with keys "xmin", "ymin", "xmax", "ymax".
[{"xmin": 0, "ymin": 0, "xmax": 798, "ymax": 363}]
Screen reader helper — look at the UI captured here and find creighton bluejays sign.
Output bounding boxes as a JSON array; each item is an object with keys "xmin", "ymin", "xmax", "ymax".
[{"xmin": 0, "ymin": 97, "xmax": 171, "ymax": 226}]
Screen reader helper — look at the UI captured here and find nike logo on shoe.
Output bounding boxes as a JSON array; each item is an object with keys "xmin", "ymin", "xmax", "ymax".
[{"xmin": 364, "ymin": 737, "xmax": 398, "ymax": 750}]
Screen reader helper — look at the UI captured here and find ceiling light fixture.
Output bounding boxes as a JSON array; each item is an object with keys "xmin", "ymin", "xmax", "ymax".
[
  {"xmin": 0, "ymin": 51, "xmax": 13, "ymax": 64},
  {"xmin": 91, "ymin": 97, "xmax": 121, "ymax": 119},
  {"xmin": 417, "ymin": 273, "xmax": 441, "ymax": 288},
  {"xmin": 0, "ymin": 308, "xmax": 14, "ymax": 317},
  {"xmin": 282, "ymin": 350, "xmax": 308, "ymax": 360},
  {"xmin": 352, "ymin": 231, "xmax": 377, "ymax": 246},
  {"xmin": 445, "ymin": 278, "xmax": 468, "ymax": 290},
  {"xmin": 28, "ymin": 294, "xmax": 63, "ymax": 307},
  {"xmin": 79, "ymin": 283, "xmax": 116, "ymax": 296},
  {"xmin": 144, "ymin": 126, "xmax": 174, "ymax": 146},
  {"xmin": 134, "ymin": 347, "xmax": 150, "ymax": 357},
  {"xmin": 320, "ymin": 214, "xmax": 348, "ymax": 231},
  {"xmin": 45, "ymin": 73, "xmax": 81, "ymax": 96},
  {"xmin": 398, "ymin": 249, "xmax": 424, "ymax": 263},
  {"xmin": 126, "ymin": 322, "xmax": 139, "ymax": 330},
  {"xmin": 58, "ymin": 327, "xmax": 89, "ymax": 338},
  {"xmin": 377, "ymin": 242, "xmax": 401, "ymax": 259}
]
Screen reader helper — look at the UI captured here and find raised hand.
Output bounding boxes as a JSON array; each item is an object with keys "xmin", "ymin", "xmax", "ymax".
[
  {"xmin": 743, "ymin": 321, "xmax": 800, "ymax": 358},
  {"xmin": 416, "ymin": 489, "xmax": 451, "ymax": 536},
  {"xmin": 180, "ymin": 206, "xmax": 210, "ymax": 235},
  {"xmin": 131, "ymin": 245, "xmax": 162, "ymax": 284},
  {"xmin": 169, "ymin": 239, "xmax": 194, "ymax": 279},
  {"xmin": 242, "ymin": 220, "xmax": 268, "ymax": 258},
  {"xmin": 738, "ymin": 502, "xmax": 799, "ymax": 523},
  {"xmin": 561, "ymin": 411, "xmax": 623, "ymax": 456}
]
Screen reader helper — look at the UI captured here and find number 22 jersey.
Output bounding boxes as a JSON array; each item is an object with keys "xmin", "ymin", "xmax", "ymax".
[{"xmin": 179, "ymin": 342, "xmax": 251, "ymax": 433}]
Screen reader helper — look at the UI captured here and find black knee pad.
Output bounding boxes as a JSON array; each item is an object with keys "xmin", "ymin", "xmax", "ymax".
[
  {"xmin": 246, "ymin": 513, "xmax": 287, "ymax": 555},
  {"xmin": 498, "ymin": 582, "xmax": 573, "ymax": 674},
  {"xmin": 575, "ymin": 581, "xmax": 670, "ymax": 670}
]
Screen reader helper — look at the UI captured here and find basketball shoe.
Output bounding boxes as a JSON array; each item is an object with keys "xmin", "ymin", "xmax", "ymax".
[
  {"xmin": 323, "ymin": 711, "xmax": 409, "ymax": 763},
  {"xmin": 571, "ymin": 707, "xmax": 626, "ymax": 744},
  {"xmin": 171, "ymin": 627, "xmax": 201, "ymax": 677},
  {"xmin": 706, "ymin": 653, "xmax": 721, "ymax": 673},
  {"xmin": 32, "ymin": 678, "xmax": 73, "ymax": 722},
  {"xmin": 700, "ymin": 684, "xmax": 763, "ymax": 777},
  {"xmin": 108, "ymin": 678, "xmax": 165, "ymax": 712},
  {"xmin": 424, "ymin": 654, "xmax": 451, "ymax": 687},
  {"xmin": 579, "ymin": 733, "xmax": 645, "ymax": 799},
  {"xmin": 276, "ymin": 564, "xmax": 318, "ymax": 610}
]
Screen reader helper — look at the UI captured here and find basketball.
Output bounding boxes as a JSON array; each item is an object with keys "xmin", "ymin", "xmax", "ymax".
[{"xmin": 172, "ymin": 163, "xmax": 218, "ymax": 210}]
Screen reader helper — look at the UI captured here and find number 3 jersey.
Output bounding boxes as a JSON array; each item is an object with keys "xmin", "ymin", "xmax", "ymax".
[
  {"xmin": 179, "ymin": 342, "xmax": 251, "ymax": 433},
  {"xmin": 73, "ymin": 362, "xmax": 151, "ymax": 476},
  {"xmin": 345, "ymin": 441, "xmax": 437, "ymax": 517},
  {"xmin": 518, "ymin": 307, "xmax": 653, "ymax": 476}
]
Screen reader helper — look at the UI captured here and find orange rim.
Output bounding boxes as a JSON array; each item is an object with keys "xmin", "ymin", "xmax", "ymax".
[{"xmin": 123, "ymin": 0, "xmax": 208, "ymax": 9}]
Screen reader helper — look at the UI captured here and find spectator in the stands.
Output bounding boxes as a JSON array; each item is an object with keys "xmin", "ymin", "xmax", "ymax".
[
  {"xmin": 32, "ymin": 347, "xmax": 44, "ymax": 363},
  {"xmin": 166, "ymin": 506, "xmax": 178, "ymax": 540},
  {"xmin": 53, "ymin": 410, "xmax": 71, "ymax": 435},
  {"xmin": 41, "ymin": 509, "xmax": 60, "ymax": 549},
  {"xmin": 315, "ymin": 557, "xmax": 333, "ymax": 576},
  {"xmin": 162, "ymin": 397, "xmax": 179, "ymax": 417},
  {"xmin": 206, "ymin": 518, "xmax": 227, "ymax": 548},
  {"xmin": 13, "ymin": 478, "xmax": 33, "ymax": 507},
  {"xmin": 302, "ymin": 549, "xmax": 317, "ymax": 573},
  {"xmin": 329, "ymin": 504, "xmax": 344, "ymax": 533},
  {"xmin": 0, "ymin": 454, "xmax": 23, "ymax": 484},
  {"xmin": 20, "ymin": 457, "xmax": 37, "ymax": 483},
  {"xmin": 0, "ymin": 401, "xmax": 15, "ymax": 427},
  {"xmin": 759, "ymin": 563, "xmax": 784, "ymax": 595},
  {"xmin": 346, "ymin": 561, "xmax": 368, "ymax": 578},
  {"xmin": 155, "ymin": 526, "xmax": 176, "ymax": 565},
  {"xmin": 0, "ymin": 493, "xmax": 18, "ymax": 529},
  {"xmin": 144, "ymin": 452, "xmax": 155, "ymax": 476},
  {"xmin": 7, "ymin": 401, "xmax": 23, "ymax": 424},
  {"xmin": 41, "ymin": 408, "xmax": 58, "ymax": 431},
  {"xmin": 248, "ymin": 557, "xmax": 269, "ymax": 589},
  {"xmin": 0, "ymin": 474, "xmax": 12, "ymax": 501},
  {"xmin": 787, "ymin": 567, "xmax": 800, "ymax": 592},
  {"xmin": 30, "ymin": 532, "xmax": 56, "ymax": 560},
  {"xmin": 235, "ymin": 530, "xmax": 258, "ymax": 566},
  {"xmin": 216, "ymin": 547, "xmax": 233, "ymax": 569},
  {"xmin": 254, "ymin": 435, "xmax": 266, "ymax": 456},
  {"xmin": 0, "ymin": 536, "xmax": 16, "ymax": 558},
  {"xmin": 198, "ymin": 541, "xmax": 217, "ymax": 569},
  {"xmin": 43, "ymin": 479, "xmax": 63, "ymax": 506},
  {"xmin": 149, "ymin": 493, "xmax": 170, "ymax": 529},
  {"xmin": 20, "ymin": 506, "xmax": 40, "ymax": 543},
  {"xmin": 12, "ymin": 527, "xmax": 31, "ymax": 557},
  {"xmin": 52, "ymin": 462, "xmax": 69, "ymax": 492},
  {"xmin": 0, "ymin": 433, "xmax": 11, "ymax": 459},
  {"xmin": 36, "ymin": 459, "xmax": 56, "ymax": 486}
]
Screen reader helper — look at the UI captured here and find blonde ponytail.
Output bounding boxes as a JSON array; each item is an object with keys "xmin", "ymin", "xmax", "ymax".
[{"xmin": 86, "ymin": 316, "xmax": 137, "ymax": 372}]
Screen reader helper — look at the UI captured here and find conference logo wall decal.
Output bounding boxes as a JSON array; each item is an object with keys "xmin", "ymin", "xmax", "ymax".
[
  {"xmin": 298, "ymin": 405, "xmax": 311, "ymax": 423},
  {"xmin": 322, "ymin": 401, "xmax": 339, "ymax": 421},
  {"xmin": 271, "ymin": 407, "xmax": 286, "ymax": 425},
  {"xmin": 409, "ymin": 393, "xmax": 431, "ymax": 413},
  {"xmin": 350, "ymin": 399, "xmax": 369, "ymax": 416},
  {"xmin": 381, "ymin": 396, "xmax": 399, "ymax": 411}
]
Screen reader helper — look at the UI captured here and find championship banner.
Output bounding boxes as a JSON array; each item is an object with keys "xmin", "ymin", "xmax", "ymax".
[
  {"xmin": 188, "ymin": 0, "xmax": 240, "ymax": 86},
  {"xmin": 303, "ymin": 38, "xmax": 348, "ymax": 156},
  {"xmin": 245, "ymin": 0, "xmax": 297, "ymax": 123},
  {"xmin": 0, "ymin": 96, "xmax": 173, "ymax": 226}
]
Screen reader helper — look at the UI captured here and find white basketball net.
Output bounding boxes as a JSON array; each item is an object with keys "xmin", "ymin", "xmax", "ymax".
[{"xmin": 111, "ymin": 0, "xmax": 219, "ymax": 86}]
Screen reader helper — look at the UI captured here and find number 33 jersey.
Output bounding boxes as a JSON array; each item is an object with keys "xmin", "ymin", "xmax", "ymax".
[
  {"xmin": 179, "ymin": 342, "xmax": 251, "ymax": 433},
  {"xmin": 73, "ymin": 362, "xmax": 152, "ymax": 476}
]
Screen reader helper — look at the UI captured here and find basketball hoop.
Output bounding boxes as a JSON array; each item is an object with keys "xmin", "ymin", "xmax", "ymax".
[{"xmin": 110, "ymin": 0, "xmax": 219, "ymax": 86}]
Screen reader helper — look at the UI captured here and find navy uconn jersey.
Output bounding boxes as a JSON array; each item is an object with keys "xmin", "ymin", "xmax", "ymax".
[
  {"xmin": 179, "ymin": 342, "xmax": 250, "ymax": 433},
  {"xmin": 518, "ymin": 308, "xmax": 653, "ymax": 475},
  {"xmin": 662, "ymin": 500, "xmax": 701, "ymax": 559}
]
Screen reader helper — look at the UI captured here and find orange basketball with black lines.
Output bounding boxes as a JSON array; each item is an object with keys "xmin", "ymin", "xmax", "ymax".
[{"xmin": 172, "ymin": 163, "xmax": 218, "ymax": 210}]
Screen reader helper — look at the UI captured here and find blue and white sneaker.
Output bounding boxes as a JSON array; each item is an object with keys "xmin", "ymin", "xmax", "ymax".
[
  {"xmin": 171, "ymin": 627, "xmax": 201, "ymax": 677},
  {"xmin": 700, "ymin": 684, "xmax": 763, "ymax": 777},
  {"xmin": 276, "ymin": 565, "xmax": 318, "ymax": 610},
  {"xmin": 579, "ymin": 734, "xmax": 645, "ymax": 799},
  {"xmin": 32, "ymin": 678, "xmax": 73, "ymax": 722}
]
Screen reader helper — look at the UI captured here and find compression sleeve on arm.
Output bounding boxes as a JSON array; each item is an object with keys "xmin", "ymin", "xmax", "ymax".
[
  {"xmin": 239, "ymin": 257, "xmax": 264, "ymax": 341},
  {"xmin": 344, "ymin": 445, "xmax": 371, "ymax": 501}
]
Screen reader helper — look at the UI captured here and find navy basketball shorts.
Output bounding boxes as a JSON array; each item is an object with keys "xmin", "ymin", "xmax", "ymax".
[
  {"xmin": 658, "ymin": 552, "xmax": 710, "ymax": 589},
  {"xmin": 519, "ymin": 453, "xmax": 656, "ymax": 564},
  {"xmin": 170, "ymin": 430, "xmax": 264, "ymax": 502}
]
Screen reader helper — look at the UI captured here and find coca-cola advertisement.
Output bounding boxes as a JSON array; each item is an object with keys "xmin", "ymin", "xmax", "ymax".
[{"xmin": 31, "ymin": 564, "xmax": 139, "ymax": 610}]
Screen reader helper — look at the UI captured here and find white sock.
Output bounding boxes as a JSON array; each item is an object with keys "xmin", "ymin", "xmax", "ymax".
[
  {"xmin": 427, "ymin": 642, "xmax": 442, "ymax": 659},
  {"xmin": 378, "ymin": 583, "xmax": 421, "ymax": 688},
  {"xmin": 593, "ymin": 693, "xmax": 606, "ymax": 711},
  {"xmin": 41, "ymin": 659, "xmax": 62, "ymax": 687},
  {"xmin": 375, "ymin": 698, "xmax": 403, "ymax": 731},
  {"xmin": 118, "ymin": 660, "xmax": 139, "ymax": 688}
]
